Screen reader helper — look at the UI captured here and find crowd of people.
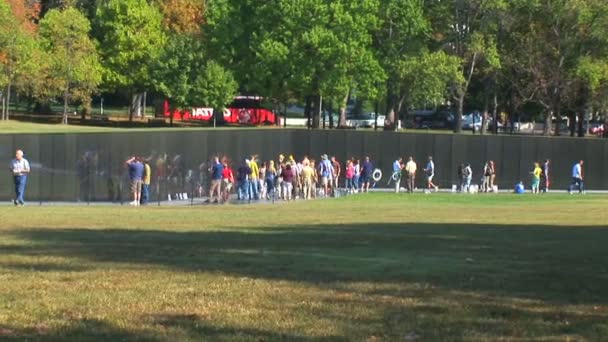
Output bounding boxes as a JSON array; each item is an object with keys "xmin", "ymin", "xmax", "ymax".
[
  {"xmin": 8, "ymin": 148, "xmax": 589, "ymax": 206},
  {"xmin": 203, "ymin": 154, "xmax": 378, "ymax": 203}
]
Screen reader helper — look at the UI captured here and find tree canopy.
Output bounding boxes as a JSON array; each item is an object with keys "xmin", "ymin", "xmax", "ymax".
[{"xmin": 0, "ymin": 0, "xmax": 606, "ymax": 136}]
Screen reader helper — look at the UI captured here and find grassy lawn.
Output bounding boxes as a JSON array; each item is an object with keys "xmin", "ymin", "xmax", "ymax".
[{"xmin": 0, "ymin": 194, "xmax": 607, "ymax": 341}]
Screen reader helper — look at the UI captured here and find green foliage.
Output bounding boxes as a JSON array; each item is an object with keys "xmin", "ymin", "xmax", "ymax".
[
  {"xmin": 38, "ymin": 7, "xmax": 102, "ymax": 114},
  {"xmin": 190, "ymin": 60, "xmax": 238, "ymax": 110},
  {"xmin": 94, "ymin": 0, "xmax": 166, "ymax": 92},
  {"xmin": 152, "ymin": 33, "xmax": 203, "ymax": 109}
]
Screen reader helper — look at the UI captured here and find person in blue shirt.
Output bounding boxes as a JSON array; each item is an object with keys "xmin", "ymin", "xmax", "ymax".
[
  {"xmin": 125, "ymin": 156, "xmax": 144, "ymax": 206},
  {"xmin": 10, "ymin": 149, "xmax": 30, "ymax": 206},
  {"xmin": 361, "ymin": 156, "xmax": 373, "ymax": 193},
  {"xmin": 208, "ymin": 156, "xmax": 224, "ymax": 203},
  {"xmin": 392, "ymin": 157, "xmax": 403, "ymax": 193},
  {"xmin": 514, "ymin": 181, "xmax": 525, "ymax": 194},
  {"xmin": 318, "ymin": 154, "xmax": 334, "ymax": 197},
  {"xmin": 424, "ymin": 156, "xmax": 439, "ymax": 192},
  {"xmin": 569, "ymin": 160, "xmax": 584, "ymax": 194}
]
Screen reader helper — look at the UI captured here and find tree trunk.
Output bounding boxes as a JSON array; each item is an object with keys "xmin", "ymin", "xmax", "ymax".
[
  {"xmin": 577, "ymin": 111, "xmax": 585, "ymax": 137},
  {"xmin": 5, "ymin": 82, "xmax": 11, "ymax": 120},
  {"xmin": 492, "ymin": 92, "xmax": 498, "ymax": 135},
  {"xmin": 1, "ymin": 92, "xmax": 4, "ymax": 120},
  {"xmin": 338, "ymin": 90, "xmax": 349, "ymax": 128},
  {"xmin": 312, "ymin": 94, "xmax": 321, "ymax": 129},
  {"xmin": 569, "ymin": 113, "xmax": 576, "ymax": 137},
  {"xmin": 454, "ymin": 95, "xmax": 464, "ymax": 133},
  {"xmin": 328, "ymin": 101, "xmax": 334, "ymax": 129},
  {"xmin": 62, "ymin": 91, "xmax": 69, "ymax": 125},
  {"xmin": 384, "ymin": 80, "xmax": 397, "ymax": 130},
  {"xmin": 81, "ymin": 98, "xmax": 91, "ymax": 121},
  {"xmin": 304, "ymin": 96, "xmax": 312, "ymax": 129},
  {"xmin": 481, "ymin": 95, "xmax": 489, "ymax": 135},
  {"xmin": 129, "ymin": 93, "xmax": 144, "ymax": 123},
  {"xmin": 543, "ymin": 111, "xmax": 552, "ymax": 136},
  {"xmin": 142, "ymin": 92, "xmax": 147, "ymax": 117}
]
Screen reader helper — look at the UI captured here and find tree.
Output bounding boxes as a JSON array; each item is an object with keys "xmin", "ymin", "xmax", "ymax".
[
  {"xmin": 0, "ymin": 0, "xmax": 42, "ymax": 120},
  {"xmin": 190, "ymin": 60, "xmax": 238, "ymax": 115},
  {"xmin": 157, "ymin": 0, "xmax": 206, "ymax": 35},
  {"xmin": 374, "ymin": 0, "xmax": 429, "ymax": 130},
  {"xmin": 39, "ymin": 7, "xmax": 102, "ymax": 124},
  {"xmin": 95, "ymin": 0, "xmax": 166, "ymax": 122},
  {"xmin": 427, "ymin": 0, "xmax": 504, "ymax": 133},
  {"xmin": 152, "ymin": 33, "xmax": 204, "ymax": 125}
]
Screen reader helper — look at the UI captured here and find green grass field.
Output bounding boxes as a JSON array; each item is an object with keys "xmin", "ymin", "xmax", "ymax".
[{"xmin": 0, "ymin": 194, "xmax": 607, "ymax": 341}]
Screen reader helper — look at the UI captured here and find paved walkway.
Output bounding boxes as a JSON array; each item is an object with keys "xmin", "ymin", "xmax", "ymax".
[{"xmin": 2, "ymin": 188, "xmax": 604, "ymax": 207}]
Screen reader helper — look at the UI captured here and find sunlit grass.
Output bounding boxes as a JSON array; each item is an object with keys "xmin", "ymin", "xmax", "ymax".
[{"xmin": 0, "ymin": 193, "xmax": 607, "ymax": 340}]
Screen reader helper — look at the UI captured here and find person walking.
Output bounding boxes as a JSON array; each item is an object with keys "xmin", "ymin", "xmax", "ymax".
[
  {"xmin": 458, "ymin": 163, "xmax": 465, "ymax": 192},
  {"xmin": 488, "ymin": 160, "xmax": 496, "ymax": 191},
  {"xmin": 10, "ymin": 149, "xmax": 30, "ymax": 206},
  {"xmin": 361, "ymin": 156, "xmax": 373, "ymax": 193},
  {"xmin": 125, "ymin": 156, "xmax": 144, "ymax": 206},
  {"xmin": 353, "ymin": 158, "xmax": 361, "ymax": 193},
  {"xmin": 345, "ymin": 160, "xmax": 355, "ymax": 194},
  {"xmin": 531, "ymin": 162, "xmax": 542, "ymax": 194},
  {"xmin": 424, "ymin": 156, "xmax": 438, "ymax": 192},
  {"xmin": 405, "ymin": 157, "xmax": 417, "ymax": 193},
  {"xmin": 281, "ymin": 163, "xmax": 295, "ymax": 201},
  {"xmin": 542, "ymin": 159, "xmax": 550, "ymax": 193},
  {"xmin": 141, "ymin": 159, "xmax": 152, "ymax": 205},
  {"xmin": 392, "ymin": 157, "xmax": 403, "ymax": 193},
  {"xmin": 482, "ymin": 161, "xmax": 491, "ymax": 192},
  {"xmin": 208, "ymin": 156, "xmax": 224, "ymax": 203},
  {"xmin": 463, "ymin": 163, "xmax": 473, "ymax": 193},
  {"xmin": 569, "ymin": 160, "xmax": 585, "ymax": 194}
]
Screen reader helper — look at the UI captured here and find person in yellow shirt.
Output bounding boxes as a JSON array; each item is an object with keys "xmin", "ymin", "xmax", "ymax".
[
  {"xmin": 301, "ymin": 161, "xmax": 314, "ymax": 200},
  {"xmin": 531, "ymin": 162, "xmax": 542, "ymax": 194},
  {"xmin": 249, "ymin": 155, "xmax": 260, "ymax": 200},
  {"xmin": 405, "ymin": 157, "xmax": 417, "ymax": 193},
  {"xmin": 139, "ymin": 159, "xmax": 151, "ymax": 205}
]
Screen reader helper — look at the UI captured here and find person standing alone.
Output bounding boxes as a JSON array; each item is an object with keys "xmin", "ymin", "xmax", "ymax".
[
  {"xmin": 569, "ymin": 160, "xmax": 584, "ymax": 194},
  {"xmin": 542, "ymin": 159, "xmax": 550, "ymax": 193},
  {"xmin": 424, "ymin": 156, "xmax": 439, "ymax": 192},
  {"xmin": 10, "ymin": 149, "xmax": 30, "ymax": 206}
]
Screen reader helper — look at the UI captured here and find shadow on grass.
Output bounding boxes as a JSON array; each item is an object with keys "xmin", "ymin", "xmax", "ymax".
[
  {"xmin": 3, "ymin": 223, "xmax": 608, "ymax": 304},
  {"xmin": 0, "ymin": 316, "xmax": 332, "ymax": 342},
  {"xmin": 2, "ymin": 223, "xmax": 608, "ymax": 339}
]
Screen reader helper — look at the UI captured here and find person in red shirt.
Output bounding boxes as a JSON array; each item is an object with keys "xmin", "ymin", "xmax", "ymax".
[{"xmin": 221, "ymin": 159, "xmax": 235, "ymax": 203}]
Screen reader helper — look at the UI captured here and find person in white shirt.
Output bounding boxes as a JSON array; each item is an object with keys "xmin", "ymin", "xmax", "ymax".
[
  {"xmin": 425, "ymin": 156, "xmax": 439, "ymax": 192},
  {"xmin": 10, "ymin": 149, "xmax": 30, "ymax": 206},
  {"xmin": 405, "ymin": 157, "xmax": 417, "ymax": 193},
  {"xmin": 569, "ymin": 160, "xmax": 584, "ymax": 194}
]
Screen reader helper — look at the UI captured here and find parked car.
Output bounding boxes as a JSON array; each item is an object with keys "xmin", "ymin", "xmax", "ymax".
[{"xmin": 412, "ymin": 110, "xmax": 454, "ymax": 129}]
